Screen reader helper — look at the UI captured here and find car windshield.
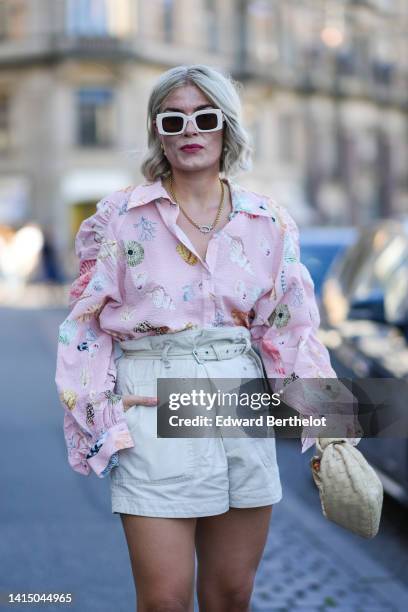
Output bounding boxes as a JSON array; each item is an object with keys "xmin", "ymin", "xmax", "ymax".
[
  {"xmin": 353, "ymin": 233, "xmax": 408, "ymax": 300},
  {"xmin": 300, "ymin": 244, "xmax": 346, "ymax": 296},
  {"xmin": 384, "ymin": 254, "xmax": 408, "ymax": 324},
  {"xmin": 329, "ymin": 229, "xmax": 375, "ymax": 295}
]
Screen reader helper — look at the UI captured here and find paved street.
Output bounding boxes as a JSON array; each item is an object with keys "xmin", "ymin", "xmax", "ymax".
[{"xmin": 0, "ymin": 304, "xmax": 407, "ymax": 611}]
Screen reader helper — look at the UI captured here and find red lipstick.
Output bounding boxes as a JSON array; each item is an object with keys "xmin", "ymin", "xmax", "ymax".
[{"xmin": 180, "ymin": 144, "xmax": 203, "ymax": 152}]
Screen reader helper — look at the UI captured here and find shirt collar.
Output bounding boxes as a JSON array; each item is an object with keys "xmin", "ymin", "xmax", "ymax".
[{"xmin": 127, "ymin": 177, "xmax": 276, "ymax": 218}]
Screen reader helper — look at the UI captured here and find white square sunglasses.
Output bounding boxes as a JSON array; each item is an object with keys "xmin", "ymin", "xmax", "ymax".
[{"xmin": 155, "ymin": 108, "xmax": 225, "ymax": 135}]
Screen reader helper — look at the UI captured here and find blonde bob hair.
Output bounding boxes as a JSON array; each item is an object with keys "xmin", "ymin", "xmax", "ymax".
[{"xmin": 141, "ymin": 64, "xmax": 253, "ymax": 182}]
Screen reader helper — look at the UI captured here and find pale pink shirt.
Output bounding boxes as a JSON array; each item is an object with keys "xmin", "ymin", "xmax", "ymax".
[{"xmin": 55, "ymin": 177, "xmax": 360, "ymax": 478}]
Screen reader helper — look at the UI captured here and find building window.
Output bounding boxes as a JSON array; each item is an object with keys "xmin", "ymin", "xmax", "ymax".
[
  {"xmin": 0, "ymin": 0, "xmax": 27, "ymax": 40},
  {"xmin": 247, "ymin": 1, "xmax": 277, "ymax": 64},
  {"xmin": 76, "ymin": 87, "xmax": 116, "ymax": 147},
  {"xmin": 0, "ymin": 3, "xmax": 6, "ymax": 39},
  {"xmin": 278, "ymin": 114, "xmax": 296, "ymax": 163},
  {"xmin": 353, "ymin": 32, "xmax": 371, "ymax": 79},
  {"xmin": 162, "ymin": 0, "xmax": 174, "ymax": 43},
  {"xmin": 249, "ymin": 119, "xmax": 262, "ymax": 161},
  {"xmin": 0, "ymin": 94, "xmax": 10, "ymax": 151},
  {"xmin": 66, "ymin": 0, "xmax": 133, "ymax": 37},
  {"xmin": 204, "ymin": 0, "xmax": 218, "ymax": 53}
]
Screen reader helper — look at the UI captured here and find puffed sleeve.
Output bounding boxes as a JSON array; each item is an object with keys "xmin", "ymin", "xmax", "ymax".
[
  {"xmin": 55, "ymin": 218, "xmax": 134, "ymax": 478},
  {"xmin": 68, "ymin": 192, "xmax": 125, "ymax": 308},
  {"xmin": 252, "ymin": 205, "xmax": 362, "ymax": 453}
]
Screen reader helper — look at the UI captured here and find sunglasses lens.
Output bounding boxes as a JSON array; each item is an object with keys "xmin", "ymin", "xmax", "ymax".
[
  {"xmin": 162, "ymin": 115, "xmax": 184, "ymax": 133},
  {"xmin": 196, "ymin": 112, "xmax": 219, "ymax": 131}
]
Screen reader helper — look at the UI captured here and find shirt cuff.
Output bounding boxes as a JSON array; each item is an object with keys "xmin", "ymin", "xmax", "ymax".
[{"xmin": 87, "ymin": 420, "xmax": 135, "ymax": 478}]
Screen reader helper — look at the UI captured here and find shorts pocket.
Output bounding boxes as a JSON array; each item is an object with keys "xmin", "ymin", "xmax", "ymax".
[{"xmin": 113, "ymin": 380, "xmax": 196, "ymax": 484}]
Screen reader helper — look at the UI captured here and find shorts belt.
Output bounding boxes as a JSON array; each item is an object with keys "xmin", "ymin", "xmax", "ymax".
[
  {"xmin": 118, "ymin": 329, "xmax": 266, "ymax": 383},
  {"xmin": 121, "ymin": 340, "xmax": 251, "ymax": 367}
]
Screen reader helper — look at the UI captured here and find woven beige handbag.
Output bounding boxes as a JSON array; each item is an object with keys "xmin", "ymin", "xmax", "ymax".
[{"xmin": 310, "ymin": 437, "xmax": 384, "ymax": 539}]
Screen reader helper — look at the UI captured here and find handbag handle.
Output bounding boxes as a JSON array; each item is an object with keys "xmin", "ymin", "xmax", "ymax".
[{"xmin": 315, "ymin": 436, "xmax": 348, "ymax": 456}]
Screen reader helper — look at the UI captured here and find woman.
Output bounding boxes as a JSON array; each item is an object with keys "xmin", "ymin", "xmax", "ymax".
[{"xmin": 56, "ymin": 64, "xmax": 360, "ymax": 612}]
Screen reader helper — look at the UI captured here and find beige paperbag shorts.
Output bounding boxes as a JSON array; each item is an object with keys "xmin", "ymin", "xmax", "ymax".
[{"xmin": 109, "ymin": 326, "xmax": 283, "ymax": 517}]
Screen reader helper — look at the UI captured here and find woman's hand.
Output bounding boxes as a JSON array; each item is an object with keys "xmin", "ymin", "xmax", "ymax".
[{"xmin": 122, "ymin": 394, "xmax": 158, "ymax": 412}]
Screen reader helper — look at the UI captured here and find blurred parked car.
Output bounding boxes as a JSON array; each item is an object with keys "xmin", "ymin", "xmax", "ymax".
[
  {"xmin": 299, "ymin": 227, "xmax": 358, "ymax": 298},
  {"xmin": 320, "ymin": 218, "xmax": 408, "ymax": 503}
]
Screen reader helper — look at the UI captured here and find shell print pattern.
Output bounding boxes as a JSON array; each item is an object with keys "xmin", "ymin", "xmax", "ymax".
[
  {"xmin": 123, "ymin": 240, "xmax": 144, "ymax": 267},
  {"xmin": 283, "ymin": 372, "xmax": 300, "ymax": 388},
  {"xmin": 116, "ymin": 187, "xmax": 133, "ymax": 213},
  {"xmin": 131, "ymin": 270, "xmax": 149, "ymax": 293},
  {"xmin": 232, "ymin": 191, "xmax": 255, "ymax": 214},
  {"xmin": 176, "ymin": 243, "xmax": 198, "ymax": 265},
  {"xmin": 60, "ymin": 390, "xmax": 77, "ymax": 411},
  {"xmin": 230, "ymin": 238, "xmax": 254, "ymax": 274},
  {"xmin": 268, "ymin": 278, "xmax": 277, "ymax": 302},
  {"xmin": 231, "ymin": 307, "xmax": 256, "ymax": 329},
  {"xmin": 57, "ymin": 180, "xmax": 341, "ymax": 475},
  {"xmin": 288, "ymin": 279, "xmax": 305, "ymax": 307},
  {"xmin": 80, "ymin": 368, "xmax": 90, "ymax": 388},
  {"xmin": 213, "ymin": 309, "xmax": 226, "ymax": 326},
  {"xmin": 234, "ymin": 279, "xmax": 247, "ymax": 302},
  {"xmin": 86, "ymin": 402, "xmax": 95, "ymax": 426},
  {"xmin": 119, "ymin": 184, "xmax": 134, "ymax": 193},
  {"xmin": 223, "ymin": 234, "xmax": 254, "ymax": 274},
  {"xmin": 147, "ymin": 285, "xmax": 176, "ymax": 310},
  {"xmin": 182, "ymin": 284, "xmax": 195, "ymax": 301},
  {"xmin": 88, "ymin": 341, "xmax": 100, "ymax": 358},
  {"xmin": 97, "ymin": 240, "xmax": 119, "ymax": 261},
  {"xmin": 120, "ymin": 308, "xmax": 137, "ymax": 322},
  {"xmin": 90, "ymin": 227, "xmax": 105, "ymax": 246},
  {"xmin": 90, "ymin": 200, "xmax": 115, "ymax": 244},
  {"xmin": 234, "ymin": 280, "xmax": 264, "ymax": 304},
  {"xmin": 272, "ymin": 205, "xmax": 288, "ymax": 234},
  {"xmin": 104, "ymin": 390, "xmax": 122, "ymax": 405},
  {"xmin": 133, "ymin": 321, "xmax": 171, "ymax": 334},
  {"xmin": 134, "ymin": 216, "xmax": 158, "ymax": 241},
  {"xmin": 76, "ymin": 326, "xmax": 96, "ymax": 353},
  {"xmin": 118, "ymin": 199, "xmax": 128, "ymax": 216},
  {"xmin": 76, "ymin": 302, "xmax": 105, "ymax": 323},
  {"xmin": 89, "ymin": 273, "xmax": 107, "ymax": 292},
  {"xmin": 132, "ymin": 320, "xmax": 197, "ymax": 335},
  {"xmin": 85, "ymin": 327, "xmax": 97, "ymax": 342},
  {"xmin": 280, "ymin": 269, "xmax": 287, "ymax": 294},
  {"xmin": 100, "ymin": 453, "xmax": 119, "ymax": 476},
  {"xmin": 58, "ymin": 319, "xmax": 78, "ymax": 345},
  {"xmin": 86, "ymin": 431, "xmax": 108, "ymax": 459},
  {"xmin": 269, "ymin": 304, "xmax": 291, "ymax": 328},
  {"xmin": 283, "ymin": 231, "xmax": 298, "ymax": 263},
  {"xmin": 261, "ymin": 341, "xmax": 286, "ymax": 375},
  {"xmin": 171, "ymin": 322, "xmax": 198, "ymax": 333}
]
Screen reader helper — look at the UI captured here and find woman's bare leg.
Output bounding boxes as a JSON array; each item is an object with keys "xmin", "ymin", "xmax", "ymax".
[
  {"xmin": 120, "ymin": 513, "xmax": 197, "ymax": 612},
  {"xmin": 195, "ymin": 505, "xmax": 273, "ymax": 612}
]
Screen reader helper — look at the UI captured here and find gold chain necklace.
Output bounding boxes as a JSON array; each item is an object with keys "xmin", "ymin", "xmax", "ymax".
[{"xmin": 167, "ymin": 175, "xmax": 224, "ymax": 234}]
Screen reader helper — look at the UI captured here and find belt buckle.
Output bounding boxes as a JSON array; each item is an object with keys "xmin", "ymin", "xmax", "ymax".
[{"xmin": 192, "ymin": 348, "xmax": 204, "ymax": 365}]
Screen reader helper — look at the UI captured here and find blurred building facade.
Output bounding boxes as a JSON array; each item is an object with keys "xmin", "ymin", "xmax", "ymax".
[{"xmin": 0, "ymin": 0, "xmax": 407, "ymax": 276}]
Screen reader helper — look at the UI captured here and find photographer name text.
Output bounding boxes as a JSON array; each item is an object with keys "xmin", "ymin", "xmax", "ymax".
[{"xmin": 167, "ymin": 415, "xmax": 327, "ymax": 428}]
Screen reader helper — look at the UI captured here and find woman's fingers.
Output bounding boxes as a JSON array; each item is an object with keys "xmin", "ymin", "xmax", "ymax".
[
  {"xmin": 122, "ymin": 394, "xmax": 158, "ymax": 410},
  {"xmin": 136, "ymin": 395, "xmax": 159, "ymax": 405}
]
